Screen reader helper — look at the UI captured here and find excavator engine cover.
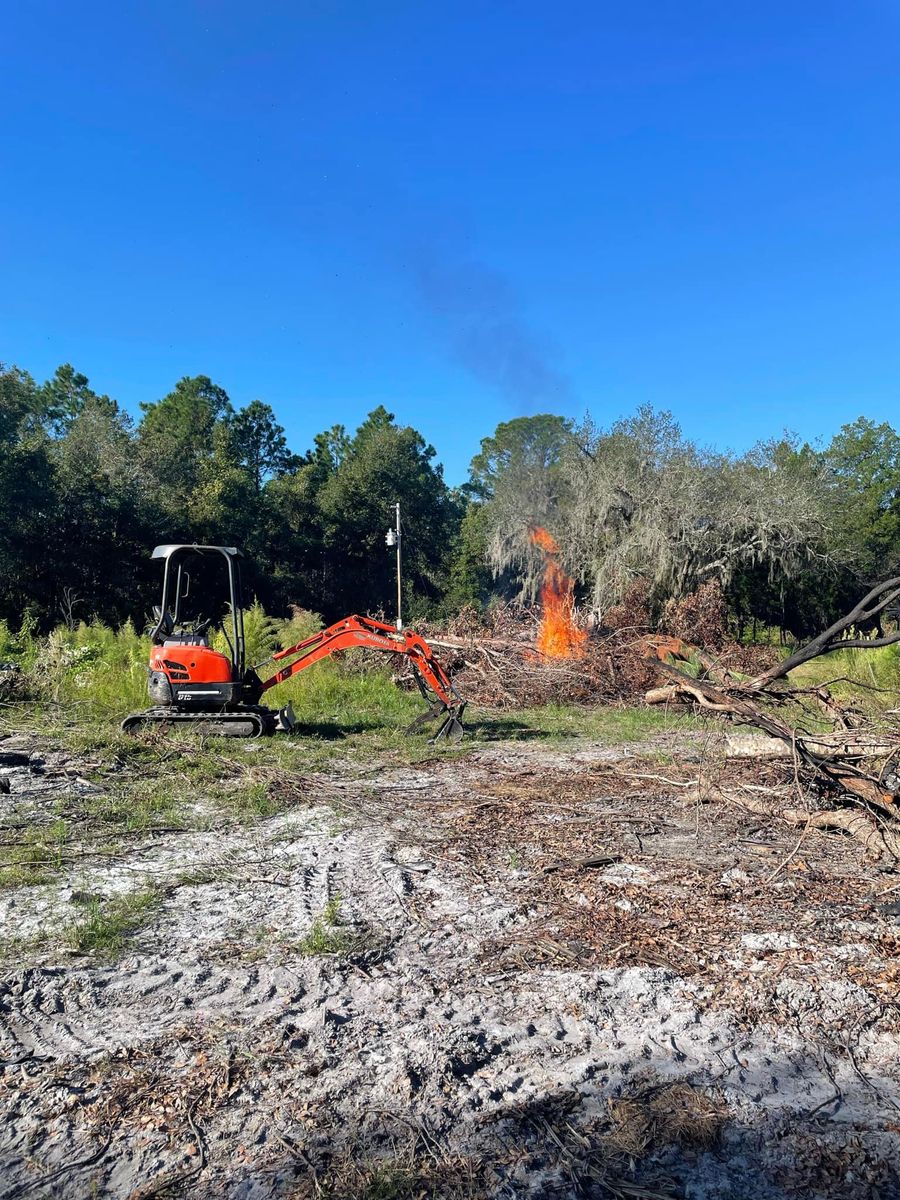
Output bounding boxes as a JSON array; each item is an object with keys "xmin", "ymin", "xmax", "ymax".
[{"xmin": 148, "ymin": 643, "xmax": 241, "ymax": 708}]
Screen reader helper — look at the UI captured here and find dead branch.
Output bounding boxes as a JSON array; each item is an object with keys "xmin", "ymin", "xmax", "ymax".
[
  {"xmin": 641, "ymin": 579, "xmax": 900, "ymax": 840},
  {"xmin": 686, "ymin": 780, "xmax": 900, "ymax": 859},
  {"xmin": 683, "ymin": 781, "xmax": 782, "ymax": 816},
  {"xmin": 748, "ymin": 576, "xmax": 900, "ymax": 689},
  {"xmin": 781, "ymin": 808, "xmax": 900, "ymax": 860}
]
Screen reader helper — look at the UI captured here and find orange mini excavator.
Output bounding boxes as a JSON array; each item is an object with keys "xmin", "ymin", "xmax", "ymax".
[{"xmin": 122, "ymin": 544, "xmax": 466, "ymax": 740}]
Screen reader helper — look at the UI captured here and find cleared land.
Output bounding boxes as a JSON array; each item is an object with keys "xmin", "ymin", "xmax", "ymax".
[{"xmin": 1, "ymin": 704, "xmax": 899, "ymax": 1200}]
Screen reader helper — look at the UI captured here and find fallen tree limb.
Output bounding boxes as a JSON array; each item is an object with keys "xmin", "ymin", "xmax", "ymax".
[
  {"xmin": 541, "ymin": 853, "xmax": 622, "ymax": 875},
  {"xmin": 683, "ymin": 782, "xmax": 782, "ymax": 815},
  {"xmin": 685, "ymin": 782, "xmax": 900, "ymax": 859},
  {"xmin": 748, "ymin": 576, "xmax": 900, "ymax": 689},
  {"xmin": 644, "ymin": 620, "xmax": 900, "ymax": 826},
  {"xmin": 781, "ymin": 808, "xmax": 900, "ymax": 860}
]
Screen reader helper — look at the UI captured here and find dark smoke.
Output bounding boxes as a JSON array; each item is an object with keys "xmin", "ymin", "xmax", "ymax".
[{"xmin": 413, "ymin": 254, "xmax": 571, "ymax": 409}]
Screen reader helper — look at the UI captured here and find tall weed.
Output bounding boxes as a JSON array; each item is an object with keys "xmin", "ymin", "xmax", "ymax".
[
  {"xmin": 29, "ymin": 620, "xmax": 150, "ymax": 713},
  {"xmin": 788, "ymin": 640, "xmax": 900, "ymax": 707},
  {"xmin": 0, "ymin": 614, "xmax": 42, "ymax": 669}
]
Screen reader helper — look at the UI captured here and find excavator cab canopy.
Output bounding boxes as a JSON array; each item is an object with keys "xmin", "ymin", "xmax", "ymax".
[{"xmin": 149, "ymin": 544, "xmax": 247, "ymax": 678}]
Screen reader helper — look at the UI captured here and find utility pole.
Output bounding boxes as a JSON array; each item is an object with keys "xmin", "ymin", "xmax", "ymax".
[{"xmin": 385, "ymin": 502, "xmax": 403, "ymax": 629}]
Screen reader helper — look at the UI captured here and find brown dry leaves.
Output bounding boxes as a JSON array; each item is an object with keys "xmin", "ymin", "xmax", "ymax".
[
  {"xmin": 426, "ymin": 751, "xmax": 900, "ymax": 1025},
  {"xmin": 606, "ymin": 1081, "xmax": 728, "ymax": 1158},
  {"xmin": 74, "ymin": 1023, "xmax": 245, "ymax": 1171}
]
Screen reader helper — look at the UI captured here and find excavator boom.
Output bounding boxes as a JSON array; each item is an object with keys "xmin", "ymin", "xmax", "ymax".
[
  {"xmin": 254, "ymin": 614, "xmax": 465, "ymax": 741},
  {"xmin": 262, "ymin": 615, "xmax": 451, "ymax": 699}
]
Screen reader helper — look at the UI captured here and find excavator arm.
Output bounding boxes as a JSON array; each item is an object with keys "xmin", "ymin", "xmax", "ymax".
[{"xmin": 252, "ymin": 615, "xmax": 466, "ymax": 742}]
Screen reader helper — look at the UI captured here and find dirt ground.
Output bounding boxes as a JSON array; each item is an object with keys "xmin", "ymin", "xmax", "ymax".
[{"xmin": 1, "ymin": 720, "xmax": 899, "ymax": 1199}]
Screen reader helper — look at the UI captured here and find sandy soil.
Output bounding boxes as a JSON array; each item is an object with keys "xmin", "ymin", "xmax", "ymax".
[{"xmin": 1, "ymin": 730, "xmax": 899, "ymax": 1199}]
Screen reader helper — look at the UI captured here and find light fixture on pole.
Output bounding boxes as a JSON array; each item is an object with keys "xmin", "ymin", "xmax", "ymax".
[{"xmin": 385, "ymin": 502, "xmax": 402, "ymax": 630}]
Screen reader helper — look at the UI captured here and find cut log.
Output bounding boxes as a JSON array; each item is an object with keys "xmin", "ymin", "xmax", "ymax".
[{"xmin": 724, "ymin": 734, "xmax": 792, "ymax": 760}]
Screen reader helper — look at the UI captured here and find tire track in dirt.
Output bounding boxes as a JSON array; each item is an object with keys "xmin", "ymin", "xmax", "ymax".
[{"xmin": 1, "ymin": 738, "xmax": 899, "ymax": 1198}]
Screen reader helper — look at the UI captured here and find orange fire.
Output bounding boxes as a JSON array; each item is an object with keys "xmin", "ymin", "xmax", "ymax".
[{"xmin": 529, "ymin": 526, "xmax": 587, "ymax": 659}]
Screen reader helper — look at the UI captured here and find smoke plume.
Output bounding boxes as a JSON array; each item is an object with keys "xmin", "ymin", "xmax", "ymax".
[{"xmin": 413, "ymin": 254, "xmax": 570, "ymax": 409}]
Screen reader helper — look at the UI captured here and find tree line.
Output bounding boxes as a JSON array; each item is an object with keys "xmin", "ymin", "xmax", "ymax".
[
  {"xmin": 472, "ymin": 408, "xmax": 900, "ymax": 638},
  {"xmin": 1, "ymin": 360, "xmax": 898, "ymax": 640}
]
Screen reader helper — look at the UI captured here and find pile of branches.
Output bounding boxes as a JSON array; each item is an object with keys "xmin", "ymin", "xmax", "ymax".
[
  {"xmin": 419, "ymin": 605, "xmax": 655, "ymax": 708},
  {"xmin": 421, "ymin": 598, "xmax": 777, "ymax": 710},
  {"xmin": 645, "ymin": 577, "xmax": 900, "ymax": 862}
]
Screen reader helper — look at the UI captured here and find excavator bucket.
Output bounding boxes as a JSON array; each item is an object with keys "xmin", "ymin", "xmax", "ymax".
[
  {"xmin": 430, "ymin": 703, "xmax": 466, "ymax": 743},
  {"xmin": 275, "ymin": 703, "xmax": 297, "ymax": 733},
  {"xmin": 406, "ymin": 700, "xmax": 467, "ymax": 743}
]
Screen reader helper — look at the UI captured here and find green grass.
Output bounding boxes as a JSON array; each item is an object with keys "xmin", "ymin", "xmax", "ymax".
[
  {"xmin": 0, "ymin": 820, "xmax": 68, "ymax": 888},
  {"xmin": 295, "ymin": 896, "xmax": 357, "ymax": 956},
  {"xmin": 317, "ymin": 1152, "xmax": 478, "ymax": 1200},
  {"xmin": 67, "ymin": 887, "xmax": 162, "ymax": 955},
  {"xmin": 786, "ymin": 641, "xmax": 900, "ymax": 706},
  {"xmin": 475, "ymin": 702, "xmax": 700, "ymax": 744},
  {"xmin": 247, "ymin": 897, "xmax": 362, "ymax": 960},
  {"xmin": 217, "ymin": 779, "xmax": 286, "ymax": 819},
  {"xmin": 349, "ymin": 1162, "xmax": 421, "ymax": 1200},
  {"xmin": 2, "ymin": 692, "xmax": 704, "ymax": 825},
  {"xmin": 80, "ymin": 778, "xmax": 189, "ymax": 832}
]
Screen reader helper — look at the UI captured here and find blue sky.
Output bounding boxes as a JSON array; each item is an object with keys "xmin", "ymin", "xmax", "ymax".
[{"xmin": 2, "ymin": 2, "xmax": 899, "ymax": 484}]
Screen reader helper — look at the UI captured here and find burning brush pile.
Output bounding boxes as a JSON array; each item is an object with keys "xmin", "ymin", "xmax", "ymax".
[
  {"xmin": 425, "ymin": 528, "xmax": 658, "ymax": 709},
  {"xmin": 423, "ymin": 530, "xmax": 779, "ymax": 710}
]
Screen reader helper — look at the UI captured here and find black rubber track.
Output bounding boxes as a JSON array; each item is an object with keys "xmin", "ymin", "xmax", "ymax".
[{"xmin": 121, "ymin": 706, "xmax": 275, "ymax": 738}]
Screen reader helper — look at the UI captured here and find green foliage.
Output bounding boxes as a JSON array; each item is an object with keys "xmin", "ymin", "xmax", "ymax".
[
  {"xmin": 787, "ymin": 640, "xmax": 900, "ymax": 707},
  {"xmin": 316, "ymin": 406, "xmax": 460, "ymax": 618},
  {"xmin": 274, "ymin": 606, "xmax": 324, "ymax": 646},
  {"xmin": 28, "ymin": 620, "xmax": 150, "ymax": 713},
  {"xmin": 277, "ymin": 655, "xmax": 422, "ymax": 729},
  {"xmin": 0, "ymin": 364, "xmax": 59, "ymax": 624},
  {"xmin": 0, "ymin": 613, "xmax": 42, "ymax": 668},
  {"xmin": 0, "ymin": 361, "xmax": 44, "ymax": 445},
  {"xmin": 5, "ymin": 353, "xmax": 900, "ymax": 645},
  {"xmin": 137, "ymin": 374, "xmax": 234, "ymax": 521},
  {"xmin": 67, "ymin": 888, "xmax": 162, "ymax": 956},
  {"xmin": 296, "ymin": 895, "xmax": 356, "ymax": 955},
  {"xmin": 824, "ymin": 416, "xmax": 900, "ymax": 579},
  {"xmin": 211, "ymin": 599, "xmax": 284, "ymax": 667},
  {"xmin": 6, "ymin": 611, "xmax": 424, "ymax": 735},
  {"xmin": 0, "ymin": 360, "xmax": 471, "ymax": 631},
  {"xmin": 231, "ymin": 399, "xmax": 296, "ymax": 492},
  {"xmin": 39, "ymin": 363, "xmax": 108, "ymax": 432},
  {"xmin": 444, "ymin": 501, "xmax": 493, "ymax": 611},
  {"xmin": 468, "ymin": 413, "xmax": 574, "ymax": 501}
]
